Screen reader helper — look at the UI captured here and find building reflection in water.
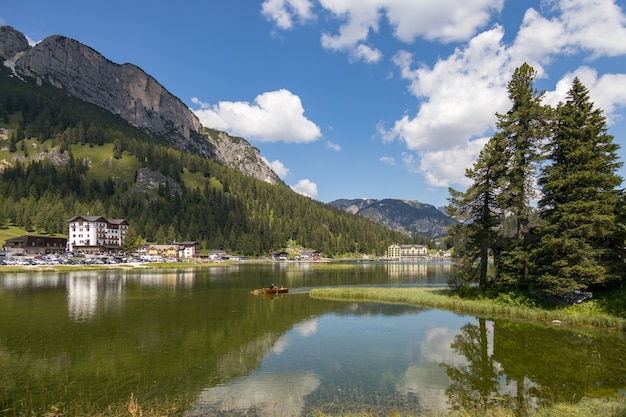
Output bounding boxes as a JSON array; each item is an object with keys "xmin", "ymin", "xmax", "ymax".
[
  {"xmin": 386, "ymin": 262, "xmax": 452, "ymax": 283},
  {"xmin": 67, "ymin": 274, "xmax": 124, "ymax": 322},
  {"xmin": 66, "ymin": 270, "xmax": 197, "ymax": 322},
  {"xmin": 0, "ymin": 273, "xmax": 63, "ymax": 290}
]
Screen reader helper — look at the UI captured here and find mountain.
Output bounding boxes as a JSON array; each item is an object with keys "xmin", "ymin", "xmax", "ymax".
[
  {"xmin": 0, "ymin": 25, "xmax": 418, "ymax": 256},
  {"xmin": 329, "ymin": 198, "xmax": 456, "ymax": 238},
  {"xmin": 0, "ymin": 25, "xmax": 279, "ymax": 185}
]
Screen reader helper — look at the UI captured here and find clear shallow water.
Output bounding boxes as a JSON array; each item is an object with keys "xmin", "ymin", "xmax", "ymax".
[{"xmin": 0, "ymin": 262, "xmax": 624, "ymax": 416}]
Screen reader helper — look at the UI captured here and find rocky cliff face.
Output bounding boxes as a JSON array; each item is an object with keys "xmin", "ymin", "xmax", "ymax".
[
  {"xmin": 0, "ymin": 26, "xmax": 29, "ymax": 60},
  {"xmin": 329, "ymin": 198, "xmax": 378, "ymax": 214},
  {"xmin": 207, "ymin": 130, "xmax": 280, "ymax": 183},
  {"xmin": 1, "ymin": 26, "xmax": 280, "ymax": 185}
]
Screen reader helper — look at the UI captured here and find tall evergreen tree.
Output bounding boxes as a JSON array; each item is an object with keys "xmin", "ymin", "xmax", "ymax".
[
  {"xmin": 492, "ymin": 63, "xmax": 550, "ymax": 289},
  {"xmin": 495, "ymin": 63, "xmax": 549, "ymax": 240},
  {"xmin": 534, "ymin": 77, "xmax": 623, "ymax": 295},
  {"xmin": 447, "ymin": 136, "xmax": 507, "ymax": 292}
]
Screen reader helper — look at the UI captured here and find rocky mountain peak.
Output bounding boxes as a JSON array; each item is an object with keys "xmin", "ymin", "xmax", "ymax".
[
  {"xmin": 0, "ymin": 26, "xmax": 29, "ymax": 59},
  {"xmin": 1, "ymin": 26, "xmax": 281, "ymax": 185},
  {"xmin": 7, "ymin": 33, "xmax": 205, "ymax": 151}
]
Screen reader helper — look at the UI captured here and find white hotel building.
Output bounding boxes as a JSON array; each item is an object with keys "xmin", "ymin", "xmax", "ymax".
[
  {"xmin": 68, "ymin": 215, "xmax": 129, "ymax": 253},
  {"xmin": 387, "ymin": 244, "xmax": 428, "ymax": 259}
]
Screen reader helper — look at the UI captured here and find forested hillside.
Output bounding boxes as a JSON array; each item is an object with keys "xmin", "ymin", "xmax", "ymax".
[{"xmin": 0, "ymin": 66, "xmax": 416, "ymax": 256}]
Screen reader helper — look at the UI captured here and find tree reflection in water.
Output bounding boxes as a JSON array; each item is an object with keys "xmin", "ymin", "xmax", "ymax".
[
  {"xmin": 442, "ymin": 319, "xmax": 504, "ymax": 413},
  {"xmin": 442, "ymin": 317, "xmax": 626, "ymax": 415}
]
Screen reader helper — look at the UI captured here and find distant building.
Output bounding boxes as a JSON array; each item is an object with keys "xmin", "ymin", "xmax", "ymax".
[
  {"xmin": 3, "ymin": 235, "xmax": 67, "ymax": 255},
  {"xmin": 387, "ymin": 244, "xmax": 428, "ymax": 258},
  {"xmin": 270, "ymin": 250, "xmax": 288, "ymax": 260},
  {"xmin": 300, "ymin": 250, "xmax": 321, "ymax": 260},
  {"xmin": 146, "ymin": 244, "xmax": 179, "ymax": 258},
  {"xmin": 67, "ymin": 215, "xmax": 129, "ymax": 253},
  {"xmin": 145, "ymin": 241, "xmax": 199, "ymax": 258},
  {"xmin": 208, "ymin": 249, "xmax": 230, "ymax": 260},
  {"xmin": 173, "ymin": 241, "xmax": 199, "ymax": 258}
]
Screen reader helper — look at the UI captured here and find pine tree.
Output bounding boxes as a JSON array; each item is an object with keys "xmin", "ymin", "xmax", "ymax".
[
  {"xmin": 534, "ymin": 77, "xmax": 623, "ymax": 296},
  {"xmin": 492, "ymin": 63, "xmax": 550, "ymax": 290},
  {"xmin": 447, "ymin": 136, "xmax": 507, "ymax": 292},
  {"xmin": 122, "ymin": 227, "xmax": 142, "ymax": 254},
  {"xmin": 496, "ymin": 63, "xmax": 550, "ymax": 240}
]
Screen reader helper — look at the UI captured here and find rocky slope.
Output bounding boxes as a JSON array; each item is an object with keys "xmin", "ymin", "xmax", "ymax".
[
  {"xmin": 0, "ymin": 25, "xmax": 280, "ymax": 185},
  {"xmin": 330, "ymin": 198, "xmax": 456, "ymax": 238}
]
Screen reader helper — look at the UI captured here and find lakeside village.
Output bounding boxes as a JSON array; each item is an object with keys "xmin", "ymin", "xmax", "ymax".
[{"xmin": 0, "ymin": 215, "xmax": 451, "ymax": 266}]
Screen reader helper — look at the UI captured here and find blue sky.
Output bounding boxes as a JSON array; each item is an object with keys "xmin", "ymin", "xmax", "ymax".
[{"xmin": 3, "ymin": 0, "xmax": 626, "ymax": 207}]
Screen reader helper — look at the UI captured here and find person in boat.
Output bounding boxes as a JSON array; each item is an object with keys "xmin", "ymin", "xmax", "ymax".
[{"xmin": 269, "ymin": 283, "xmax": 276, "ymax": 290}]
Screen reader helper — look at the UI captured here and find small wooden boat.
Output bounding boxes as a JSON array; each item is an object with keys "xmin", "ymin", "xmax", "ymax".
[
  {"xmin": 264, "ymin": 286, "xmax": 288, "ymax": 294},
  {"xmin": 254, "ymin": 286, "xmax": 288, "ymax": 295}
]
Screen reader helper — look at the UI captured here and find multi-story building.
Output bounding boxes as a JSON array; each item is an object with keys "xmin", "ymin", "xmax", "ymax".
[
  {"xmin": 67, "ymin": 215, "xmax": 129, "ymax": 253},
  {"xmin": 387, "ymin": 243, "xmax": 428, "ymax": 259}
]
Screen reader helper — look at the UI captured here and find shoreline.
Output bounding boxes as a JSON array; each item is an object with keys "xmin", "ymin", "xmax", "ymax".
[
  {"xmin": 309, "ymin": 287, "xmax": 626, "ymax": 332},
  {"xmin": 0, "ymin": 260, "xmax": 230, "ymax": 273}
]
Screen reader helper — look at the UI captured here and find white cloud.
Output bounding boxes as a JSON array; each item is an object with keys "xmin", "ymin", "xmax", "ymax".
[
  {"xmin": 380, "ymin": 156, "xmax": 395, "ymax": 166},
  {"xmin": 262, "ymin": 157, "xmax": 291, "ymax": 179},
  {"xmin": 511, "ymin": 0, "xmax": 626, "ymax": 71},
  {"xmin": 192, "ymin": 89, "xmax": 322, "ymax": 143},
  {"xmin": 509, "ymin": 8, "xmax": 566, "ymax": 74},
  {"xmin": 267, "ymin": 0, "xmax": 504, "ymax": 62},
  {"xmin": 326, "ymin": 141, "xmax": 341, "ymax": 151},
  {"xmin": 418, "ymin": 139, "xmax": 488, "ymax": 188},
  {"xmin": 261, "ymin": 0, "xmax": 316, "ymax": 29},
  {"xmin": 544, "ymin": 66, "xmax": 626, "ymax": 125},
  {"xmin": 556, "ymin": 0, "xmax": 626, "ymax": 57},
  {"xmin": 320, "ymin": 0, "xmax": 504, "ymax": 45},
  {"xmin": 351, "ymin": 43, "xmax": 382, "ymax": 63},
  {"xmin": 291, "ymin": 179, "xmax": 318, "ymax": 198},
  {"xmin": 320, "ymin": 1, "xmax": 381, "ymax": 50},
  {"xmin": 384, "ymin": 27, "xmax": 511, "ymax": 153}
]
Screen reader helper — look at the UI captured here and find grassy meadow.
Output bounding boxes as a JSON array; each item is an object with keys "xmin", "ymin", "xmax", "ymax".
[{"xmin": 0, "ymin": 225, "xmax": 32, "ymax": 243}]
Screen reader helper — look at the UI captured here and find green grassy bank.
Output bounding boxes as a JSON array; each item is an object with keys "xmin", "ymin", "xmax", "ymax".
[{"xmin": 309, "ymin": 287, "xmax": 626, "ymax": 331}]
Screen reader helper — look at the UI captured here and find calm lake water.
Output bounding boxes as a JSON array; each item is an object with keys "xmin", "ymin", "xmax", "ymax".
[{"xmin": 0, "ymin": 262, "xmax": 625, "ymax": 416}]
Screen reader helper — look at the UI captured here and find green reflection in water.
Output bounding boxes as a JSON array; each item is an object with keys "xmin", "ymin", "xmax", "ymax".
[
  {"xmin": 0, "ymin": 267, "xmax": 344, "ymax": 415},
  {"xmin": 443, "ymin": 318, "xmax": 626, "ymax": 415},
  {"xmin": 0, "ymin": 263, "xmax": 624, "ymax": 416}
]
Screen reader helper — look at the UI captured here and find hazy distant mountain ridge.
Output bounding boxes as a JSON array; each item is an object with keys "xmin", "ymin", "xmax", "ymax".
[
  {"xmin": 330, "ymin": 198, "xmax": 455, "ymax": 238},
  {"xmin": 0, "ymin": 26, "xmax": 280, "ymax": 185}
]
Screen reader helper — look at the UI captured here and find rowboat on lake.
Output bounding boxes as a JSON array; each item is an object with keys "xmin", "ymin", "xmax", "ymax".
[{"xmin": 254, "ymin": 286, "xmax": 289, "ymax": 295}]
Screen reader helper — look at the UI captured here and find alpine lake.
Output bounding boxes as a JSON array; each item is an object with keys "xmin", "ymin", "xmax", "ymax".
[{"xmin": 0, "ymin": 262, "xmax": 625, "ymax": 416}]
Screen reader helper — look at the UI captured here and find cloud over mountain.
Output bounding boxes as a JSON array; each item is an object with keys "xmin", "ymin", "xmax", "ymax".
[{"xmin": 192, "ymin": 89, "xmax": 321, "ymax": 144}]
